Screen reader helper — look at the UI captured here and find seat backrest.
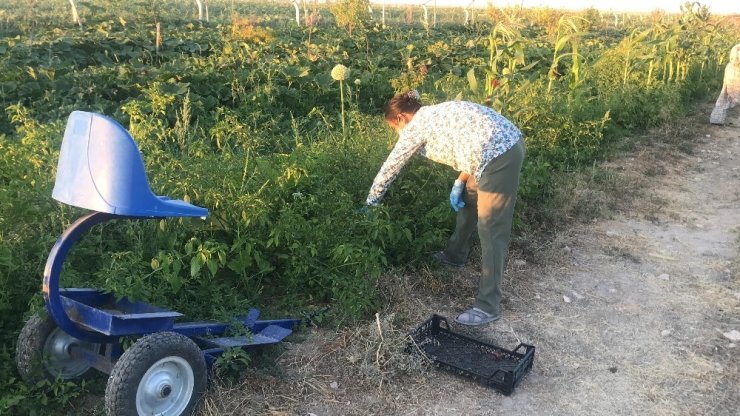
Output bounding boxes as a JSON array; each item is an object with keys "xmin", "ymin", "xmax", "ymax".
[{"xmin": 52, "ymin": 111, "xmax": 207, "ymax": 218}]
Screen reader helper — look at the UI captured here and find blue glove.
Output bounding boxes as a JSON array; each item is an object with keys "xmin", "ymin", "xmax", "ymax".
[
  {"xmin": 358, "ymin": 205, "xmax": 374, "ymax": 221},
  {"xmin": 449, "ymin": 179, "xmax": 466, "ymax": 212}
]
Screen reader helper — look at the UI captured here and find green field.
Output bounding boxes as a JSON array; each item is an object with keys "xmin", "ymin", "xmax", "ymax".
[{"xmin": 0, "ymin": 0, "xmax": 737, "ymax": 412}]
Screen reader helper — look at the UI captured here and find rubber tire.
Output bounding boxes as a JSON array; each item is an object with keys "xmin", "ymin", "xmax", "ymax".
[
  {"xmin": 105, "ymin": 332, "xmax": 207, "ymax": 416},
  {"xmin": 16, "ymin": 314, "xmax": 100, "ymax": 382}
]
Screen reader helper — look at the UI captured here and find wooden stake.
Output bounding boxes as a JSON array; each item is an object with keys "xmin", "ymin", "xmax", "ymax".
[
  {"xmin": 195, "ymin": 0, "xmax": 204, "ymax": 21},
  {"xmin": 155, "ymin": 22, "xmax": 161, "ymax": 54},
  {"xmin": 69, "ymin": 0, "xmax": 81, "ymax": 27}
]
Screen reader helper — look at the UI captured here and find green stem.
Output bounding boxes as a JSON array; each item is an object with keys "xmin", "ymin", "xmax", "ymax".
[
  {"xmin": 623, "ymin": 49, "xmax": 630, "ymax": 86},
  {"xmin": 340, "ymin": 80, "xmax": 346, "ymax": 139}
]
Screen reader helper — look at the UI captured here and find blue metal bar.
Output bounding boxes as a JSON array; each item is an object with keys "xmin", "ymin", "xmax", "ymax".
[
  {"xmin": 68, "ymin": 344, "xmax": 114, "ymax": 374},
  {"xmin": 202, "ymin": 348, "xmax": 224, "ymax": 368},
  {"xmin": 172, "ymin": 316, "xmax": 302, "ymax": 338},
  {"xmin": 43, "ymin": 212, "xmax": 120, "ymax": 343},
  {"xmin": 173, "ymin": 321, "xmax": 233, "ymax": 338},
  {"xmin": 107, "ymin": 340, "xmax": 124, "ymax": 362},
  {"xmin": 250, "ymin": 318, "xmax": 302, "ymax": 332}
]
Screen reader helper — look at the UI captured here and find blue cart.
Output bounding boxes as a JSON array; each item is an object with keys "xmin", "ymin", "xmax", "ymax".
[{"xmin": 15, "ymin": 111, "xmax": 305, "ymax": 415}]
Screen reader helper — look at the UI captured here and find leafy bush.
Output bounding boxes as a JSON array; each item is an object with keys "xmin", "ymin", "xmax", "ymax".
[{"xmin": 0, "ymin": 0, "xmax": 737, "ymax": 412}]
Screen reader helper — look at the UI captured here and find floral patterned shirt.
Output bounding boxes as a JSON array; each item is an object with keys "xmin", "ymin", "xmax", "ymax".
[{"xmin": 366, "ymin": 101, "xmax": 522, "ymax": 206}]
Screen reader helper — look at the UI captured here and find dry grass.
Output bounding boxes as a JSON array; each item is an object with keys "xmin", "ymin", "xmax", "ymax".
[{"xmin": 197, "ymin": 106, "xmax": 739, "ymax": 415}]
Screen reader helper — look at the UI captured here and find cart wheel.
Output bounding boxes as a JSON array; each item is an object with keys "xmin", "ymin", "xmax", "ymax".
[
  {"xmin": 105, "ymin": 332, "xmax": 206, "ymax": 416},
  {"xmin": 16, "ymin": 314, "xmax": 102, "ymax": 382}
]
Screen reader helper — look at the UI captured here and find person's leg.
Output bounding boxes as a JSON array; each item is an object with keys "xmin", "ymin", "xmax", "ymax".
[
  {"xmin": 710, "ymin": 87, "xmax": 729, "ymax": 125},
  {"xmin": 473, "ymin": 140, "xmax": 525, "ymax": 316},
  {"xmin": 443, "ymin": 177, "xmax": 479, "ymax": 264}
]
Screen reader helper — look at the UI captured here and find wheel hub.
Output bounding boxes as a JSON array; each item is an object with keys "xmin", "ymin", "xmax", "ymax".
[
  {"xmin": 136, "ymin": 356, "xmax": 194, "ymax": 415},
  {"xmin": 160, "ymin": 384, "xmax": 172, "ymax": 398},
  {"xmin": 42, "ymin": 328, "xmax": 99, "ymax": 379}
]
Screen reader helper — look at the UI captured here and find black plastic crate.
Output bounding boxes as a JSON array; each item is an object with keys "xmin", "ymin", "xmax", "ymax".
[{"xmin": 408, "ymin": 314, "xmax": 535, "ymax": 395}]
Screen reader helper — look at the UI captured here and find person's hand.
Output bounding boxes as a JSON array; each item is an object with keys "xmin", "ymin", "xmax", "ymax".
[{"xmin": 449, "ymin": 179, "xmax": 466, "ymax": 212}]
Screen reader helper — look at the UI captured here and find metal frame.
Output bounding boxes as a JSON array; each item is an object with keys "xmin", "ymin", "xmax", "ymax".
[{"xmin": 41, "ymin": 211, "xmax": 303, "ymax": 374}]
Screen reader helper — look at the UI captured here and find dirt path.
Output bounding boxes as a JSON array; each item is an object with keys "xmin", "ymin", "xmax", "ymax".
[{"xmin": 201, "ymin": 109, "xmax": 739, "ymax": 416}]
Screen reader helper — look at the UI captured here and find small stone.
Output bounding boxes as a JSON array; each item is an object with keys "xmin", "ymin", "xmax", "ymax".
[
  {"xmin": 608, "ymin": 288, "xmax": 617, "ymax": 293},
  {"xmin": 661, "ymin": 329, "xmax": 672, "ymax": 337},
  {"xmin": 657, "ymin": 273, "xmax": 670, "ymax": 281},
  {"xmin": 563, "ymin": 245, "xmax": 572, "ymax": 253},
  {"xmin": 330, "ymin": 381, "xmax": 339, "ymax": 389},
  {"xmin": 733, "ymin": 292, "xmax": 740, "ymax": 300},
  {"xmin": 729, "ymin": 343, "xmax": 736, "ymax": 348},
  {"xmin": 563, "ymin": 295, "xmax": 571, "ymax": 303},
  {"xmin": 695, "ymin": 223, "xmax": 704, "ymax": 229},
  {"xmin": 722, "ymin": 330, "xmax": 740, "ymax": 342},
  {"xmin": 608, "ymin": 366, "xmax": 618, "ymax": 373},
  {"xmin": 514, "ymin": 259, "xmax": 527, "ymax": 267},
  {"xmin": 606, "ymin": 230, "xmax": 619, "ymax": 237},
  {"xmin": 573, "ymin": 291, "xmax": 584, "ymax": 300}
]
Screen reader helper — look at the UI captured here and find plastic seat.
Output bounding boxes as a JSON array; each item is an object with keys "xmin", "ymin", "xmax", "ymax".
[{"xmin": 52, "ymin": 111, "xmax": 208, "ymax": 218}]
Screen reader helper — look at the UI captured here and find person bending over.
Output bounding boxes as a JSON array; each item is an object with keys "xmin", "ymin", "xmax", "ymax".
[{"xmin": 364, "ymin": 90, "xmax": 526, "ymax": 326}]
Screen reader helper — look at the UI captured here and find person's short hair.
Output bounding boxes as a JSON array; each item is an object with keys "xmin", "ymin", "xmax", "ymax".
[{"xmin": 384, "ymin": 90, "xmax": 422, "ymax": 122}]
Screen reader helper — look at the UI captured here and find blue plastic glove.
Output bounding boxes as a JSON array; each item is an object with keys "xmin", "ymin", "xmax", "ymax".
[
  {"xmin": 358, "ymin": 205, "xmax": 374, "ymax": 221},
  {"xmin": 449, "ymin": 179, "xmax": 466, "ymax": 212}
]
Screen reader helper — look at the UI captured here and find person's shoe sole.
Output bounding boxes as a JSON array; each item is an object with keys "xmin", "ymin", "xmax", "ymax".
[
  {"xmin": 455, "ymin": 308, "xmax": 500, "ymax": 326},
  {"xmin": 432, "ymin": 251, "xmax": 465, "ymax": 268}
]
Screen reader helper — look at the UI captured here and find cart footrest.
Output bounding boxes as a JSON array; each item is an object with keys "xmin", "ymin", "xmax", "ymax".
[
  {"xmin": 197, "ymin": 324, "xmax": 292, "ymax": 349},
  {"xmin": 59, "ymin": 288, "xmax": 181, "ymax": 336}
]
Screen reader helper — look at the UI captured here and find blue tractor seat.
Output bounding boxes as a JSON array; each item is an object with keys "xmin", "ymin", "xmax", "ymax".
[{"xmin": 52, "ymin": 111, "xmax": 208, "ymax": 218}]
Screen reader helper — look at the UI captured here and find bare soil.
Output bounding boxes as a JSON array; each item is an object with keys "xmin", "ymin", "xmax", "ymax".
[{"xmin": 200, "ymin": 107, "xmax": 740, "ymax": 416}]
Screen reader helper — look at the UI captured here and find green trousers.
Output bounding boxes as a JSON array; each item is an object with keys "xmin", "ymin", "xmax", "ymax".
[{"xmin": 443, "ymin": 139, "xmax": 525, "ymax": 315}]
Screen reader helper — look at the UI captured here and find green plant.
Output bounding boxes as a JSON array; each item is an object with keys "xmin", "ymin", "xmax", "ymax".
[
  {"xmin": 213, "ymin": 347, "xmax": 252, "ymax": 384},
  {"xmin": 0, "ymin": 2, "xmax": 737, "ymax": 412},
  {"xmin": 330, "ymin": 0, "xmax": 370, "ymax": 36},
  {"xmin": 547, "ymin": 16, "xmax": 586, "ymax": 93},
  {"xmin": 331, "ymin": 63, "xmax": 350, "ymax": 138}
]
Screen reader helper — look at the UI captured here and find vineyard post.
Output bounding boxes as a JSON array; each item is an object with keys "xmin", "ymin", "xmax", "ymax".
[
  {"xmin": 195, "ymin": 0, "xmax": 205, "ymax": 21},
  {"xmin": 422, "ymin": 1, "xmax": 429, "ymax": 28},
  {"xmin": 152, "ymin": 3, "xmax": 161, "ymax": 55},
  {"xmin": 156, "ymin": 22, "xmax": 161, "ymax": 54},
  {"xmin": 381, "ymin": 0, "xmax": 385, "ymax": 28},
  {"xmin": 433, "ymin": 0, "xmax": 438, "ymax": 27},
  {"xmin": 464, "ymin": 0, "xmax": 475, "ymax": 26},
  {"xmin": 68, "ymin": 0, "xmax": 81, "ymax": 27},
  {"xmin": 292, "ymin": 0, "xmax": 300, "ymax": 25}
]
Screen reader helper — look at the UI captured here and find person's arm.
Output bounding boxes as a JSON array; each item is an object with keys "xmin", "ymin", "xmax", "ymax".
[
  {"xmin": 365, "ymin": 134, "xmax": 425, "ymax": 206},
  {"xmin": 457, "ymin": 172, "xmax": 470, "ymax": 183}
]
